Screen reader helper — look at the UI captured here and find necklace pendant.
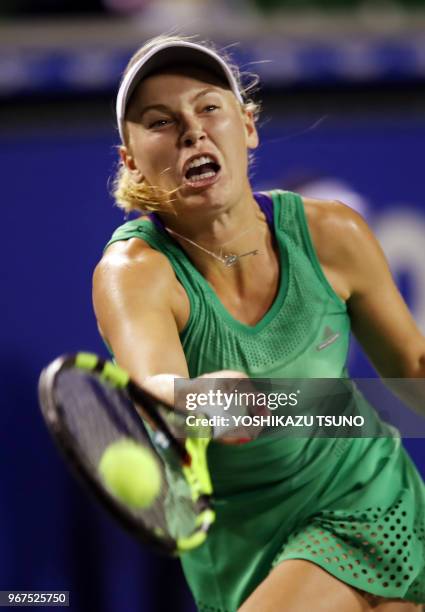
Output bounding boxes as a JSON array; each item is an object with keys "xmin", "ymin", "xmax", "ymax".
[{"xmin": 224, "ymin": 254, "xmax": 238, "ymax": 267}]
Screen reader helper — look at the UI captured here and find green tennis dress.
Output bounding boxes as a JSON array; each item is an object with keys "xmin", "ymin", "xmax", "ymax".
[{"xmin": 106, "ymin": 190, "xmax": 425, "ymax": 610}]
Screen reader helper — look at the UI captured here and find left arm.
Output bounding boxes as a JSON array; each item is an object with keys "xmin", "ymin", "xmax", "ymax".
[{"xmin": 306, "ymin": 199, "xmax": 425, "ymax": 413}]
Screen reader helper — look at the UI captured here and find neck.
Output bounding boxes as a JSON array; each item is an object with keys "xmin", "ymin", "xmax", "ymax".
[
  {"xmin": 158, "ymin": 191, "xmax": 275, "ymax": 286},
  {"xmin": 161, "ymin": 191, "xmax": 259, "ymax": 249}
]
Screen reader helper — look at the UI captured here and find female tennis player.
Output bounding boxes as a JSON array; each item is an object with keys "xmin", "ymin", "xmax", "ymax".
[{"xmin": 93, "ymin": 35, "xmax": 425, "ymax": 611}]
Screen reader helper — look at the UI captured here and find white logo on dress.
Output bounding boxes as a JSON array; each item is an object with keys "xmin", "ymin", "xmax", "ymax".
[{"xmin": 316, "ymin": 326, "xmax": 340, "ymax": 351}]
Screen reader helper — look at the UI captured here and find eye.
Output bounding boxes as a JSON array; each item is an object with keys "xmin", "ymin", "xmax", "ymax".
[
  {"xmin": 203, "ymin": 104, "xmax": 219, "ymax": 113},
  {"xmin": 148, "ymin": 118, "xmax": 172, "ymax": 129}
]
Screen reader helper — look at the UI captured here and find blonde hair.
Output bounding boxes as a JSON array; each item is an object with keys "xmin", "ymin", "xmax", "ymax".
[{"xmin": 111, "ymin": 34, "xmax": 261, "ymax": 215}]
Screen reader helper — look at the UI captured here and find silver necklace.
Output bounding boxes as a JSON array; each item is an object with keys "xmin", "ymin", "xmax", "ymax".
[{"xmin": 165, "ymin": 225, "xmax": 259, "ymax": 268}]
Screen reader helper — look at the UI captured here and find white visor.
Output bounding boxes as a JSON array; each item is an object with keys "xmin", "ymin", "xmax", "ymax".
[{"xmin": 116, "ymin": 40, "xmax": 244, "ymax": 142}]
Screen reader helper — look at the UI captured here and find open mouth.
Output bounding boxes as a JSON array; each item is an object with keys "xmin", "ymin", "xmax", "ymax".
[{"xmin": 183, "ymin": 155, "xmax": 221, "ymax": 186}]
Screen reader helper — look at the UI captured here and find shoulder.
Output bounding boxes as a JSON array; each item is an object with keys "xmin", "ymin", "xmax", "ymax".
[
  {"xmin": 302, "ymin": 196, "xmax": 368, "ymax": 241},
  {"xmin": 93, "ymin": 237, "xmax": 190, "ymax": 340},
  {"xmin": 301, "ymin": 196, "xmax": 389, "ymax": 299},
  {"xmin": 301, "ymin": 196, "xmax": 374, "ymax": 266},
  {"xmin": 93, "ymin": 237, "xmax": 177, "ymax": 300}
]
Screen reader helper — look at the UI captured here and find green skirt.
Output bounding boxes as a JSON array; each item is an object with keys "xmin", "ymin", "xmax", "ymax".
[{"xmin": 181, "ymin": 429, "xmax": 425, "ymax": 611}]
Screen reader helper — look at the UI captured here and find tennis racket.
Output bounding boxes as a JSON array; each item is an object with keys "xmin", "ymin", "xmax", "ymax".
[{"xmin": 38, "ymin": 352, "xmax": 215, "ymax": 556}]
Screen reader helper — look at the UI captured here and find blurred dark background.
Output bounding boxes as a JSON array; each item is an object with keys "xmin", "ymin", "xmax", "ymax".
[{"xmin": 1, "ymin": 1, "xmax": 425, "ymax": 610}]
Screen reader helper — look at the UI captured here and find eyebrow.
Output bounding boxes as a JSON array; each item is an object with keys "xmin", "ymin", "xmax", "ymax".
[
  {"xmin": 139, "ymin": 104, "xmax": 171, "ymax": 120},
  {"xmin": 139, "ymin": 88, "xmax": 221, "ymax": 120}
]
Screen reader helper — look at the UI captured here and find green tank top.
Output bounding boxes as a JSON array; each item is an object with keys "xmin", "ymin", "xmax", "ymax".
[
  {"xmin": 105, "ymin": 190, "xmax": 350, "ymax": 379},
  {"xmin": 105, "ymin": 192, "xmax": 425, "ymax": 610}
]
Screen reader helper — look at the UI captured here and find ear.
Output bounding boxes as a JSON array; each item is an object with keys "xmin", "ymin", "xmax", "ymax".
[
  {"xmin": 119, "ymin": 145, "xmax": 144, "ymax": 183},
  {"xmin": 243, "ymin": 109, "xmax": 259, "ymax": 150}
]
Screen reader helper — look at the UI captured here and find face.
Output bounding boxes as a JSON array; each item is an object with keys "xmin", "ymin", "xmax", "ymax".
[{"xmin": 120, "ymin": 65, "xmax": 259, "ymax": 214}]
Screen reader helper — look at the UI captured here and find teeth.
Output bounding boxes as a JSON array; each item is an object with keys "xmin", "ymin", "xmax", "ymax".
[
  {"xmin": 187, "ymin": 155, "xmax": 214, "ymax": 170},
  {"xmin": 189, "ymin": 171, "xmax": 216, "ymax": 183}
]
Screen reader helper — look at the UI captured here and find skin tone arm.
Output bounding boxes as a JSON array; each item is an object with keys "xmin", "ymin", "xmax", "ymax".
[
  {"xmin": 305, "ymin": 198, "xmax": 425, "ymax": 414},
  {"xmin": 93, "ymin": 237, "xmax": 190, "ymax": 403}
]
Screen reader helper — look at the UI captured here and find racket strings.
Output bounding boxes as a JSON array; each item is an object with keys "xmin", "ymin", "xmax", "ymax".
[{"xmin": 54, "ymin": 369, "xmax": 199, "ymax": 542}]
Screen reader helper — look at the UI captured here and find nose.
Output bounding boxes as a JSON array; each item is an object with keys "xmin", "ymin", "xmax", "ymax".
[{"xmin": 179, "ymin": 115, "xmax": 206, "ymax": 148}]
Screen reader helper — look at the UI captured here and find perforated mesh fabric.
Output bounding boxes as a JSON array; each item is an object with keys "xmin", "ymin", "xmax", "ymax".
[{"xmin": 273, "ymin": 490, "xmax": 425, "ymax": 603}]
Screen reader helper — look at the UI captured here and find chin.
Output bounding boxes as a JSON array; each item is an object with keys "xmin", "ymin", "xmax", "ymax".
[
  {"xmin": 176, "ymin": 175, "xmax": 245, "ymax": 215},
  {"xmin": 189, "ymin": 190, "xmax": 233, "ymax": 214}
]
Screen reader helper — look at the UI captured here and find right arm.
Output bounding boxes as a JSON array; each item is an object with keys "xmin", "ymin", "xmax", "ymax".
[
  {"xmin": 93, "ymin": 238, "xmax": 250, "ymax": 447},
  {"xmin": 92, "ymin": 238, "xmax": 190, "ymax": 404}
]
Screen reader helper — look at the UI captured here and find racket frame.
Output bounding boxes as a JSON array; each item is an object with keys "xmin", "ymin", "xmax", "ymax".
[{"xmin": 38, "ymin": 353, "xmax": 215, "ymax": 555}]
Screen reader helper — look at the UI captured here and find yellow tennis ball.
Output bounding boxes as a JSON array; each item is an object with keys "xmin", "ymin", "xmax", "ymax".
[{"xmin": 99, "ymin": 439, "xmax": 161, "ymax": 509}]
